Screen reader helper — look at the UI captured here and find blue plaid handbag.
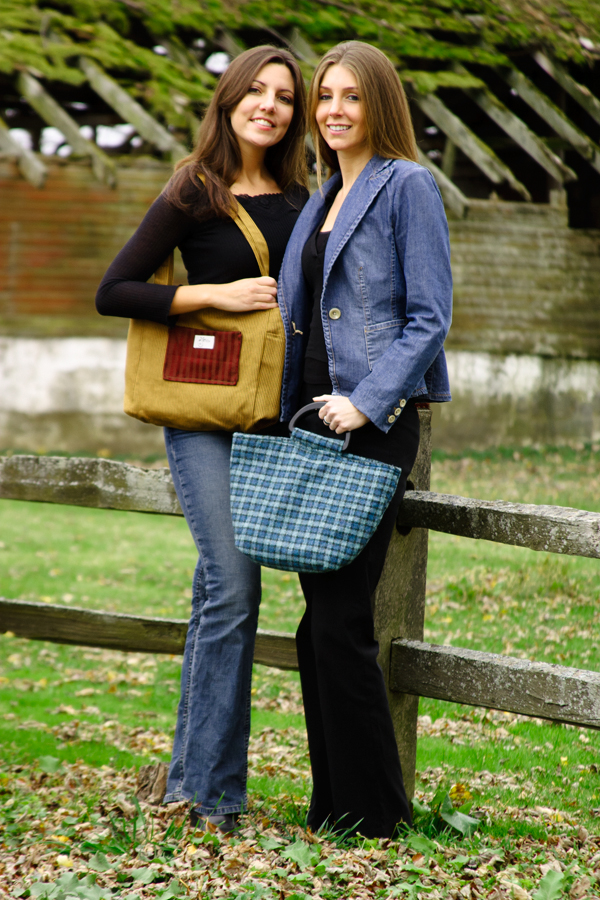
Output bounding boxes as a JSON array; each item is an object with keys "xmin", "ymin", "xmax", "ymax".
[{"xmin": 229, "ymin": 403, "xmax": 402, "ymax": 573}]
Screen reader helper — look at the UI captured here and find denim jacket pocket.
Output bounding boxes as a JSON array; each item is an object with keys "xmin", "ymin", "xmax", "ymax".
[{"xmin": 364, "ymin": 318, "xmax": 407, "ymax": 372}]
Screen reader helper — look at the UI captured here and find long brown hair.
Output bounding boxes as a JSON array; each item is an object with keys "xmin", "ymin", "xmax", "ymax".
[
  {"xmin": 308, "ymin": 41, "xmax": 418, "ymax": 183},
  {"xmin": 166, "ymin": 45, "xmax": 308, "ymax": 218}
]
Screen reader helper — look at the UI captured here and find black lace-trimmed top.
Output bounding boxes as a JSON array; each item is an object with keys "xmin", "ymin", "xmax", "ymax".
[
  {"xmin": 301, "ymin": 187, "xmax": 337, "ymax": 385},
  {"xmin": 96, "ymin": 187, "xmax": 309, "ymax": 324}
]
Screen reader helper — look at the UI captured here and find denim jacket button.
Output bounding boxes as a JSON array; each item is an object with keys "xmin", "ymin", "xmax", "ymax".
[
  {"xmin": 399, "ymin": 398, "xmax": 407, "ymax": 408},
  {"xmin": 394, "ymin": 408, "xmax": 402, "ymax": 416},
  {"xmin": 328, "ymin": 308, "xmax": 341, "ymax": 320},
  {"xmin": 387, "ymin": 414, "xmax": 396, "ymax": 424}
]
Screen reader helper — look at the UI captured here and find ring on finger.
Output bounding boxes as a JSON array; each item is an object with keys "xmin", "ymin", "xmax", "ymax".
[{"xmin": 323, "ymin": 418, "xmax": 331, "ymax": 425}]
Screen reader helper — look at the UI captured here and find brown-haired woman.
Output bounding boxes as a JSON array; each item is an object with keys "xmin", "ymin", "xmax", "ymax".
[
  {"xmin": 96, "ymin": 45, "xmax": 308, "ymax": 834},
  {"xmin": 277, "ymin": 41, "xmax": 452, "ymax": 838}
]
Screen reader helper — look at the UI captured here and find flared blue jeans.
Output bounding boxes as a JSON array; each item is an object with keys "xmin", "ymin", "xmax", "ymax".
[{"xmin": 162, "ymin": 428, "xmax": 261, "ymax": 816}]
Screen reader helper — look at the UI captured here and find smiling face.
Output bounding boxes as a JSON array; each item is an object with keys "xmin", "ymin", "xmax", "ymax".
[
  {"xmin": 315, "ymin": 63, "xmax": 369, "ymax": 158},
  {"xmin": 229, "ymin": 62, "xmax": 295, "ymax": 154}
]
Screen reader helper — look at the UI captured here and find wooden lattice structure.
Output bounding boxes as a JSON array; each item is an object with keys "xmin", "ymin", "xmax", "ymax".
[{"xmin": 1, "ymin": 0, "xmax": 600, "ymax": 224}]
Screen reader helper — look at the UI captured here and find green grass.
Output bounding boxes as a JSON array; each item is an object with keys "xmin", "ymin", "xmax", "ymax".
[{"xmin": 1, "ymin": 443, "xmax": 600, "ymax": 831}]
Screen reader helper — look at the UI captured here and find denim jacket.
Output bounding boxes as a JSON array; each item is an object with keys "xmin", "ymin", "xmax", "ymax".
[{"xmin": 278, "ymin": 155, "xmax": 452, "ymax": 432}]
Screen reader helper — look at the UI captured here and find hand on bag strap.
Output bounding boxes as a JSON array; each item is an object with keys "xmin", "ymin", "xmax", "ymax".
[{"xmin": 289, "ymin": 402, "xmax": 352, "ymax": 452}]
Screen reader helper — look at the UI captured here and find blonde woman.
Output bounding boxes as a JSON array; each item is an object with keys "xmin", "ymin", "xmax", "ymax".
[{"xmin": 277, "ymin": 41, "xmax": 452, "ymax": 838}]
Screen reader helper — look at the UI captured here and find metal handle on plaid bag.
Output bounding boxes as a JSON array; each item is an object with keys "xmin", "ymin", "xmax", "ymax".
[{"xmin": 288, "ymin": 402, "xmax": 352, "ymax": 452}]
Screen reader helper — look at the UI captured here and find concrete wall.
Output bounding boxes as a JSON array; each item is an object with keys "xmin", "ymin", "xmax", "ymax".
[
  {"xmin": 2, "ymin": 158, "xmax": 600, "ymax": 452},
  {"xmin": 1, "ymin": 338, "xmax": 599, "ymax": 455},
  {"xmin": 433, "ymin": 351, "xmax": 600, "ymax": 450},
  {"xmin": 0, "ymin": 337, "xmax": 163, "ymax": 455}
]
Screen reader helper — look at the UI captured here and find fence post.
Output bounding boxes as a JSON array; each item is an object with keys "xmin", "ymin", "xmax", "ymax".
[{"xmin": 372, "ymin": 407, "xmax": 431, "ymax": 801}]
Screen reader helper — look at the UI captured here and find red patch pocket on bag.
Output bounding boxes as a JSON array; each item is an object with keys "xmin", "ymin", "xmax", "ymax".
[{"xmin": 163, "ymin": 326, "xmax": 242, "ymax": 385}]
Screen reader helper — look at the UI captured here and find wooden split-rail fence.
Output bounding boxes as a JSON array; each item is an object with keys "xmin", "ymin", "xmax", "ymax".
[{"xmin": 1, "ymin": 409, "xmax": 600, "ymax": 799}]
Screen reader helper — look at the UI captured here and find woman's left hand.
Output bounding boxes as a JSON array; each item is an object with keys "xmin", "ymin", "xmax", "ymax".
[{"xmin": 313, "ymin": 395, "xmax": 370, "ymax": 433}]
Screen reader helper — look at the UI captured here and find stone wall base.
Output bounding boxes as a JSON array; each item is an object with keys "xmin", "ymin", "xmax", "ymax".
[
  {"xmin": 433, "ymin": 351, "xmax": 600, "ymax": 450},
  {"xmin": 1, "ymin": 338, "xmax": 599, "ymax": 455}
]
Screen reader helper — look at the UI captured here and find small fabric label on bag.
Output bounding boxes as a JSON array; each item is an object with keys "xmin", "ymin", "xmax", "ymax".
[{"xmin": 193, "ymin": 334, "xmax": 215, "ymax": 350}]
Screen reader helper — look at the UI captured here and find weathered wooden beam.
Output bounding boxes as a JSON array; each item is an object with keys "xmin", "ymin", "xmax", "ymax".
[
  {"xmin": 373, "ymin": 408, "xmax": 431, "ymax": 800},
  {"xmin": 453, "ymin": 64, "xmax": 576, "ymax": 183},
  {"xmin": 390, "ymin": 639, "xmax": 600, "ymax": 729},
  {"xmin": 154, "ymin": 42, "xmax": 206, "ymax": 136},
  {"xmin": 0, "ymin": 598, "xmax": 299, "ymax": 670},
  {"xmin": 441, "ymin": 137, "xmax": 457, "ymax": 179},
  {"xmin": 79, "ymin": 57, "xmax": 188, "ymax": 162},
  {"xmin": 17, "ymin": 71, "xmax": 117, "ymax": 187},
  {"xmin": 5, "ymin": 595, "xmax": 600, "ymax": 728},
  {"xmin": 413, "ymin": 91, "xmax": 531, "ymax": 200},
  {"xmin": 0, "ymin": 455, "xmax": 182, "ymax": 516},
  {"xmin": 4, "ymin": 457, "xmax": 600, "ymax": 560},
  {"xmin": 534, "ymin": 52, "xmax": 600, "ymax": 129},
  {"xmin": 215, "ymin": 28, "xmax": 245, "ymax": 59},
  {"xmin": 500, "ymin": 66, "xmax": 600, "ymax": 176},
  {"xmin": 397, "ymin": 491, "xmax": 600, "ymax": 558},
  {"xmin": 254, "ymin": 630, "xmax": 298, "ymax": 671},
  {"xmin": 0, "ymin": 117, "xmax": 47, "ymax": 187},
  {"xmin": 158, "ymin": 38, "xmax": 212, "ymax": 87},
  {"xmin": 288, "ymin": 27, "xmax": 320, "ymax": 65},
  {"xmin": 417, "ymin": 149, "xmax": 469, "ymax": 218}
]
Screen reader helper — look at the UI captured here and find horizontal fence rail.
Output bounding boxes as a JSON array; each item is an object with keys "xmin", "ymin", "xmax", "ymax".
[
  {"xmin": 2, "ymin": 455, "xmax": 600, "ymax": 558},
  {"xmin": 391, "ymin": 639, "xmax": 600, "ymax": 730},
  {"xmin": 397, "ymin": 491, "xmax": 600, "ymax": 558},
  {"xmin": 3, "ymin": 597, "xmax": 599, "ymax": 729},
  {"xmin": 0, "ymin": 455, "xmax": 182, "ymax": 516},
  {"xmin": 0, "ymin": 598, "xmax": 299, "ymax": 670},
  {"xmin": 2, "ymin": 454, "xmax": 600, "ymax": 733}
]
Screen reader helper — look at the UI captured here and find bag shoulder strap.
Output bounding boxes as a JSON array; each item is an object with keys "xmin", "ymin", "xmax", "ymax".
[
  {"xmin": 153, "ymin": 253, "xmax": 174, "ymax": 286},
  {"xmin": 153, "ymin": 174, "xmax": 271, "ymax": 285},
  {"xmin": 230, "ymin": 202, "xmax": 270, "ymax": 278}
]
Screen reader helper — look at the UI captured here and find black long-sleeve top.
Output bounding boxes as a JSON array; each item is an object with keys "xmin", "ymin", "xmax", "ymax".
[{"xmin": 96, "ymin": 187, "xmax": 309, "ymax": 324}]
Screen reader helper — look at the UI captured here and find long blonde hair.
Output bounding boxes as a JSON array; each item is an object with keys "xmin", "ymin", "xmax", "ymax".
[
  {"xmin": 167, "ymin": 45, "xmax": 308, "ymax": 219},
  {"xmin": 308, "ymin": 41, "xmax": 418, "ymax": 182}
]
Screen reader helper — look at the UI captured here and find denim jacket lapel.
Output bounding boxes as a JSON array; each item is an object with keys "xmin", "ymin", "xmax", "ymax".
[{"xmin": 322, "ymin": 155, "xmax": 396, "ymax": 288}]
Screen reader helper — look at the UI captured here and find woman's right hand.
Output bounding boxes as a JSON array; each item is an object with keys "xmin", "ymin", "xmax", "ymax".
[{"xmin": 170, "ymin": 277, "xmax": 278, "ymax": 315}]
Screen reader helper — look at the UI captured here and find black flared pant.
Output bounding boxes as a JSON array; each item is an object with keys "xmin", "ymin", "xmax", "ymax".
[{"xmin": 295, "ymin": 386, "xmax": 420, "ymax": 838}]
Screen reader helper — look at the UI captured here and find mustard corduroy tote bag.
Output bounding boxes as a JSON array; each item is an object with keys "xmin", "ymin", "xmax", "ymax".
[{"xmin": 124, "ymin": 201, "xmax": 285, "ymax": 433}]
